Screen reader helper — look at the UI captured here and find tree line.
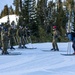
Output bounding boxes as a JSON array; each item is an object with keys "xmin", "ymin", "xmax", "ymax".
[{"xmin": 0, "ymin": 0, "xmax": 75, "ymax": 42}]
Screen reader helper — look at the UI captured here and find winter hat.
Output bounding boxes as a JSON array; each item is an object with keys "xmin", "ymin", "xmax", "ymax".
[{"xmin": 53, "ymin": 26, "xmax": 57, "ymax": 29}]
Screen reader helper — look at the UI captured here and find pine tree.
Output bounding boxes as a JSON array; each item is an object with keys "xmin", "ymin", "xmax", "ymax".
[
  {"xmin": 13, "ymin": 0, "xmax": 20, "ymax": 15},
  {"xmin": 22, "ymin": 0, "xmax": 39, "ymax": 37},
  {"xmin": 55, "ymin": 0, "xmax": 67, "ymax": 36},
  {"xmin": 74, "ymin": 0, "xmax": 75, "ymax": 30},
  {"xmin": 36, "ymin": 0, "xmax": 45, "ymax": 26},
  {"xmin": 9, "ymin": 6, "xmax": 14, "ymax": 15},
  {"xmin": 2, "ymin": 5, "xmax": 9, "ymax": 17},
  {"xmin": 47, "ymin": 1, "xmax": 55, "ymax": 33},
  {"xmin": 21, "ymin": 0, "xmax": 36, "ymax": 26},
  {"xmin": 66, "ymin": 0, "xmax": 74, "ymax": 32}
]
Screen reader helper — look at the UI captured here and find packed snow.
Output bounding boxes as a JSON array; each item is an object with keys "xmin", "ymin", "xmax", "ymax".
[{"xmin": 0, "ymin": 42, "xmax": 75, "ymax": 75}]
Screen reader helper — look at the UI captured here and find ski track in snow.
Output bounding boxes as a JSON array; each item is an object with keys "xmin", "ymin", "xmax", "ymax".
[{"xmin": 0, "ymin": 42, "xmax": 75, "ymax": 75}]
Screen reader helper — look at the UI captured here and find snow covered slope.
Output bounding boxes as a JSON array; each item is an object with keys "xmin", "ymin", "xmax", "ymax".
[
  {"xmin": 0, "ymin": 14, "xmax": 19, "ymax": 25},
  {"xmin": 0, "ymin": 42, "xmax": 75, "ymax": 75}
]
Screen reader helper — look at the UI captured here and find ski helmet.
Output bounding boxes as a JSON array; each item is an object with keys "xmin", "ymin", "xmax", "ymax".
[{"xmin": 53, "ymin": 26, "xmax": 57, "ymax": 29}]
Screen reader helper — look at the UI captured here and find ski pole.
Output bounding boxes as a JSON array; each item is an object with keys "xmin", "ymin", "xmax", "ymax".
[{"xmin": 67, "ymin": 41, "xmax": 71, "ymax": 54}]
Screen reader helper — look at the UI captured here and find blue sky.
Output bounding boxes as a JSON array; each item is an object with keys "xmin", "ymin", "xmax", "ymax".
[
  {"xmin": 0, "ymin": 0, "xmax": 55, "ymax": 13},
  {"xmin": 0, "ymin": 0, "xmax": 14, "ymax": 13}
]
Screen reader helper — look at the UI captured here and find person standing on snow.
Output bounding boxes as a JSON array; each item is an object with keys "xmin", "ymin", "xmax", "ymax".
[
  {"xmin": 66, "ymin": 21, "xmax": 75, "ymax": 54},
  {"xmin": 71, "ymin": 32, "xmax": 75, "ymax": 54},
  {"xmin": 51, "ymin": 26, "xmax": 60, "ymax": 51},
  {"xmin": 8, "ymin": 26, "xmax": 15, "ymax": 50},
  {"xmin": 67, "ymin": 31, "xmax": 75, "ymax": 54},
  {"xmin": 17, "ymin": 26, "xmax": 26, "ymax": 48},
  {"xmin": 1, "ymin": 30, "xmax": 9, "ymax": 54},
  {"xmin": 0, "ymin": 26, "xmax": 3, "ymax": 50}
]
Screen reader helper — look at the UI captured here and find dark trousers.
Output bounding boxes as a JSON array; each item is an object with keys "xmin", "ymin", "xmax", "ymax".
[{"xmin": 72, "ymin": 41, "xmax": 75, "ymax": 52}]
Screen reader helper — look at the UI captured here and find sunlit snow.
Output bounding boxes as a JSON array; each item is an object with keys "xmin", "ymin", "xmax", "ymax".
[{"xmin": 0, "ymin": 42, "xmax": 75, "ymax": 75}]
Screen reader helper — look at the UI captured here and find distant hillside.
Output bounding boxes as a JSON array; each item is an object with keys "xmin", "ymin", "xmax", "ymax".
[{"xmin": 0, "ymin": 14, "xmax": 19, "ymax": 25}]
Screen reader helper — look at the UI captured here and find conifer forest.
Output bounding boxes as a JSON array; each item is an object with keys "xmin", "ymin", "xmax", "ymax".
[{"xmin": 0, "ymin": 0, "xmax": 75, "ymax": 42}]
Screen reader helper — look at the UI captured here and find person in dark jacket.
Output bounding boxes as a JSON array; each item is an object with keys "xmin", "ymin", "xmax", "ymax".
[
  {"xmin": 67, "ymin": 32, "xmax": 75, "ymax": 54},
  {"xmin": 8, "ymin": 26, "xmax": 15, "ymax": 50},
  {"xmin": 0, "ymin": 26, "xmax": 2, "ymax": 50},
  {"xmin": 17, "ymin": 26, "xmax": 26, "ymax": 48},
  {"xmin": 1, "ymin": 31, "xmax": 9, "ymax": 54}
]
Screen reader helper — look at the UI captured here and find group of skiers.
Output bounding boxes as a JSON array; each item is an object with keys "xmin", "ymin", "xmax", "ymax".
[
  {"xmin": 0, "ymin": 21, "xmax": 31, "ymax": 55},
  {"xmin": 0, "ymin": 20, "xmax": 75, "ymax": 55}
]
